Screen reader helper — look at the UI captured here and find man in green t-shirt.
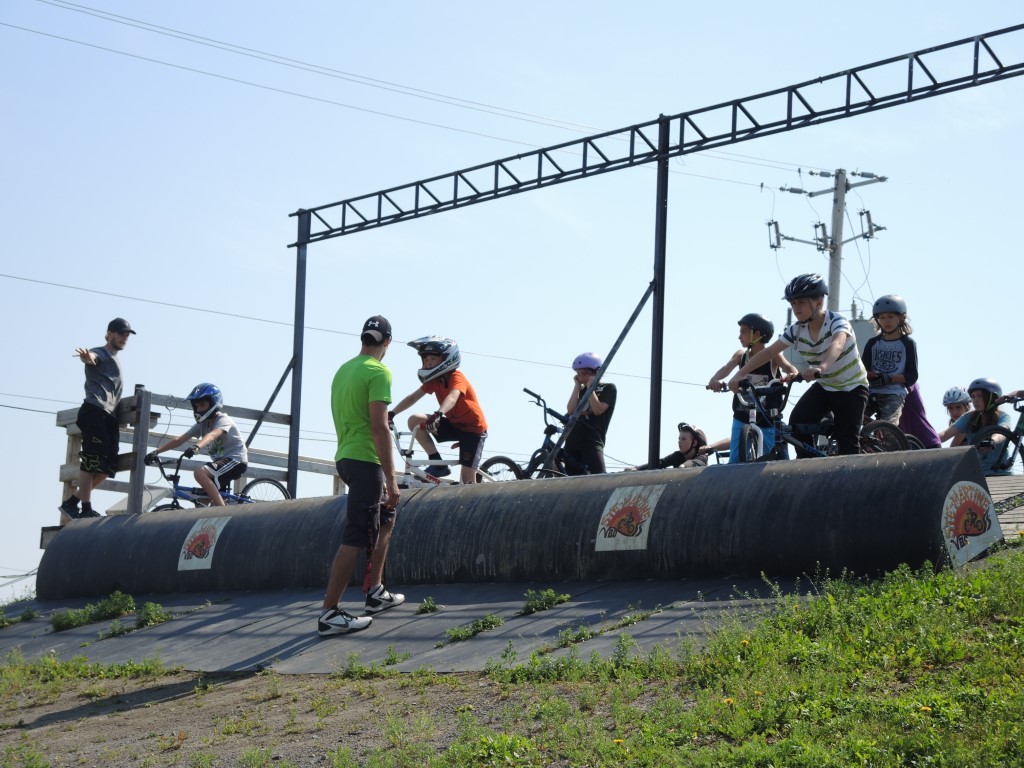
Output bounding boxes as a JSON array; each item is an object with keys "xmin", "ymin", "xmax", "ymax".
[{"xmin": 318, "ymin": 316, "xmax": 404, "ymax": 636}]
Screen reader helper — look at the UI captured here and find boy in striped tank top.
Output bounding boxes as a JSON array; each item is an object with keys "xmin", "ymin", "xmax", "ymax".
[{"xmin": 728, "ymin": 274, "xmax": 869, "ymax": 456}]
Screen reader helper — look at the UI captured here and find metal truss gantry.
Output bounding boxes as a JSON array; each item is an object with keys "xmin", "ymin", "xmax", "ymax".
[{"xmin": 283, "ymin": 24, "xmax": 1024, "ymax": 491}]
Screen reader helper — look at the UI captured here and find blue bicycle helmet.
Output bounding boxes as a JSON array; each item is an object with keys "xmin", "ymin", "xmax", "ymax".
[
  {"xmin": 186, "ymin": 383, "xmax": 223, "ymax": 423},
  {"xmin": 782, "ymin": 273, "xmax": 828, "ymax": 300}
]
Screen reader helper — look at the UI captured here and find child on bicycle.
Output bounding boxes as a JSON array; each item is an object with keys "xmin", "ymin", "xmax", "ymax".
[
  {"xmin": 565, "ymin": 352, "xmax": 616, "ymax": 475},
  {"xmin": 938, "ymin": 378, "xmax": 1013, "ymax": 475},
  {"xmin": 727, "ymin": 274, "xmax": 869, "ymax": 456},
  {"xmin": 145, "ymin": 383, "xmax": 249, "ymax": 506},
  {"xmin": 632, "ymin": 423, "xmax": 709, "ymax": 470},
  {"xmin": 941, "ymin": 386, "xmax": 972, "ymax": 447},
  {"xmin": 861, "ymin": 295, "xmax": 918, "ymax": 425},
  {"xmin": 706, "ymin": 313, "xmax": 798, "ymax": 462},
  {"xmin": 388, "ymin": 336, "xmax": 488, "ymax": 484}
]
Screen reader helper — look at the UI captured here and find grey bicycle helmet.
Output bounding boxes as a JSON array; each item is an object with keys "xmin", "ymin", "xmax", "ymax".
[
  {"xmin": 872, "ymin": 294, "xmax": 908, "ymax": 316},
  {"xmin": 677, "ymin": 422, "xmax": 707, "ymax": 448},
  {"xmin": 942, "ymin": 386, "xmax": 971, "ymax": 407},
  {"xmin": 968, "ymin": 378, "xmax": 1002, "ymax": 410},
  {"xmin": 737, "ymin": 313, "xmax": 774, "ymax": 343},
  {"xmin": 572, "ymin": 352, "xmax": 604, "ymax": 371},
  {"xmin": 782, "ymin": 273, "xmax": 828, "ymax": 300},
  {"xmin": 408, "ymin": 336, "xmax": 460, "ymax": 384},
  {"xmin": 186, "ymin": 383, "xmax": 223, "ymax": 423}
]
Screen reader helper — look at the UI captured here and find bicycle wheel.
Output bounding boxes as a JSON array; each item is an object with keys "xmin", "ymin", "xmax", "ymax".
[
  {"xmin": 478, "ymin": 456, "xmax": 523, "ymax": 481},
  {"xmin": 736, "ymin": 425, "xmax": 761, "ymax": 462},
  {"xmin": 860, "ymin": 420, "xmax": 909, "ymax": 453},
  {"xmin": 151, "ymin": 503, "xmax": 181, "ymax": 514},
  {"xmin": 904, "ymin": 434, "xmax": 925, "ymax": 450},
  {"xmin": 240, "ymin": 478, "xmax": 290, "ymax": 502},
  {"xmin": 973, "ymin": 426, "xmax": 1020, "ymax": 474}
]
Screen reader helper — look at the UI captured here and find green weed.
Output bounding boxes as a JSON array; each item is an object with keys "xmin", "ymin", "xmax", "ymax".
[
  {"xmin": 440, "ymin": 613, "xmax": 504, "ymax": 645},
  {"xmin": 416, "ymin": 596, "xmax": 439, "ymax": 614},
  {"xmin": 521, "ymin": 587, "xmax": 571, "ymax": 615}
]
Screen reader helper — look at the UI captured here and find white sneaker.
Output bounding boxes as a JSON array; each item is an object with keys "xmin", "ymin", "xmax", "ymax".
[
  {"xmin": 317, "ymin": 607, "xmax": 372, "ymax": 636},
  {"xmin": 364, "ymin": 585, "xmax": 405, "ymax": 614}
]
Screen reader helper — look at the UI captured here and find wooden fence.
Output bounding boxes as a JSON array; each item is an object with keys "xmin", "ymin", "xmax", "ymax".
[{"xmin": 50, "ymin": 387, "xmax": 338, "ymax": 540}]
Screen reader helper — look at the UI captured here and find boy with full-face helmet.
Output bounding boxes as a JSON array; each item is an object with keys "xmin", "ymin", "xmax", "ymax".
[
  {"xmin": 564, "ymin": 352, "xmax": 616, "ymax": 474},
  {"xmin": 389, "ymin": 336, "xmax": 488, "ymax": 484},
  {"xmin": 145, "ymin": 383, "xmax": 249, "ymax": 506}
]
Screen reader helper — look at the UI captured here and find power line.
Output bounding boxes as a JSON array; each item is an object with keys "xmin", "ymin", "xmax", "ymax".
[
  {"xmin": 36, "ymin": 0, "xmax": 600, "ymax": 134},
  {"xmin": 0, "ymin": 273, "xmax": 708, "ymax": 387},
  {"xmin": 0, "ymin": 22, "xmax": 544, "ymax": 148},
  {"xmin": 36, "ymin": 0, "xmax": 832, "ymax": 179},
  {"xmin": 7, "ymin": 17, "xmax": 827, "ymax": 186}
]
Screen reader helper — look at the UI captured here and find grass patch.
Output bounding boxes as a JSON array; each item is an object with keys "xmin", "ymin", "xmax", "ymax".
[
  {"xmin": 416, "ymin": 596, "xmax": 439, "ymax": 614},
  {"xmin": 438, "ymin": 614, "xmax": 504, "ymax": 646},
  {"xmin": 521, "ymin": 587, "xmax": 571, "ymax": 615},
  {"xmin": 49, "ymin": 591, "xmax": 136, "ymax": 632},
  {"xmin": 464, "ymin": 551, "xmax": 1024, "ymax": 766}
]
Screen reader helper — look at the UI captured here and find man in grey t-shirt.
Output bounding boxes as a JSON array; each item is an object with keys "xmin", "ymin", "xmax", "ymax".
[{"xmin": 59, "ymin": 318, "xmax": 136, "ymax": 520}]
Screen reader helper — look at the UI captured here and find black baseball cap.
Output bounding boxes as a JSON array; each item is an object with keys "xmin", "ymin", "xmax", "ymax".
[
  {"xmin": 361, "ymin": 315, "xmax": 392, "ymax": 343},
  {"xmin": 107, "ymin": 318, "xmax": 136, "ymax": 335}
]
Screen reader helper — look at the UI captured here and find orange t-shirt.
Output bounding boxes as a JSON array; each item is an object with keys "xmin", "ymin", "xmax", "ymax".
[{"xmin": 422, "ymin": 370, "xmax": 487, "ymax": 433}]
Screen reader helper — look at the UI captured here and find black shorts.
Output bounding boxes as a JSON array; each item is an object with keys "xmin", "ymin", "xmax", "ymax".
[
  {"xmin": 205, "ymin": 458, "xmax": 248, "ymax": 490},
  {"xmin": 434, "ymin": 420, "xmax": 487, "ymax": 469},
  {"xmin": 336, "ymin": 458, "xmax": 396, "ymax": 550},
  {"xmin": 76, "ymin": 402, "xmax": 119, "ymax": 477}
]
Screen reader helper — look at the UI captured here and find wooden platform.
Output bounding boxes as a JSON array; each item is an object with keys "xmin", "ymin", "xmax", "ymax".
[{"xmin": 990, "ymin": 474, "xmax": 1024, "ymax": 538}]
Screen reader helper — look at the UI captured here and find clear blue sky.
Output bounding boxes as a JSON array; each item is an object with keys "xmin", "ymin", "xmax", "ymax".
[{"xmin": 2, "ymin": 1, "xmax": 1022, "ymax": 602}]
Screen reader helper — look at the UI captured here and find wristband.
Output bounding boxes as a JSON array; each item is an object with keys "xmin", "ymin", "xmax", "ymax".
[{"xmin": 813, "ymin": 369, "xmax": 822, "ymax": 380}]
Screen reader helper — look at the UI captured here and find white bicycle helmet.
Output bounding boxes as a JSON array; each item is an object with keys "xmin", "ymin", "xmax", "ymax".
[
  {"xmin": 572, "ymin": 352, "xmax": 604, "ymax": 371},
  {"xmin": 408, "ymin": 336, "xmax": 460, "ymax": 384},
  {"xmin": 942, "ymin": 387, "xmax": 971, "ymax": 407}
]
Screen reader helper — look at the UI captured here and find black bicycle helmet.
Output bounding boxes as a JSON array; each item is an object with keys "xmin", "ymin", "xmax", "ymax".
[
  {"xmin": 186, "ymin": 383, "xmax": 223, "ymax": 423},
  {"xmin": 782, "ymin": 273, "xmax": 828, "ymax": 300},
  {"xmin": 408, "ymin": 336, "xmax": 461, "ymax": 384},
  {"xmin": 872, "ymin": 294, "xmax": 908, "ymax": 316},
  {"xmin": 737, "ymin": 313, "xmax": 774, "ymax": 343}
]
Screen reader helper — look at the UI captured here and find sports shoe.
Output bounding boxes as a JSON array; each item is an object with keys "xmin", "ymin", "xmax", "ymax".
[
  {"xmin": 58, "ymin": 499, "xmax": 81, "ymax": 519},
  {"xmin": 364, "ymin": 585, "xmax": 405, "ymax": 614},
  {"xmin": 80, "ymin": 507, "xmax": 102, "ymax": 518},
  {"xmin": 425, "ymin": 464, "xmax": 451, "ymax": 478},
  {"xmin": 317, "ymin": 607, "xmax": 372, "ymax": 636}
]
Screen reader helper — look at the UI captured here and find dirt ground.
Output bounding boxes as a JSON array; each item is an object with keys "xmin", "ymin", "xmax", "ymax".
[{"xmin": 0, "ymin": 669, "xmax": 530, "ymax": 767}]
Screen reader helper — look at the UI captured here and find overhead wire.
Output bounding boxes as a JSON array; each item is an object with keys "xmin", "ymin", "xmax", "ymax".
[{"xmin": 10, "ymin": 5, "xmax": 833, "ymax": 187}]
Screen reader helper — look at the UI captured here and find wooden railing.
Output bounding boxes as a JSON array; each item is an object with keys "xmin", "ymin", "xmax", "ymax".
[{"xmin": 54, "ymin": 386, "xmax": 338, "ymax": 524}]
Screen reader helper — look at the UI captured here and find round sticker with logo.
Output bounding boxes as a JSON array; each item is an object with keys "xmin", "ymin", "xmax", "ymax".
[{"xmin": 942, "ymin": 481, "xmax": 998, "ymax": 567}]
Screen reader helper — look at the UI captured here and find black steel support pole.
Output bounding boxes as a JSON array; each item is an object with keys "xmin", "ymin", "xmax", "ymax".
[
  {"xmin": 288, "ymin": 211, "xmax": 311, "ymax": 498},
  {"xmin": 649, "ymin": 116, "xmax": 670, "ymax": 467}
]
